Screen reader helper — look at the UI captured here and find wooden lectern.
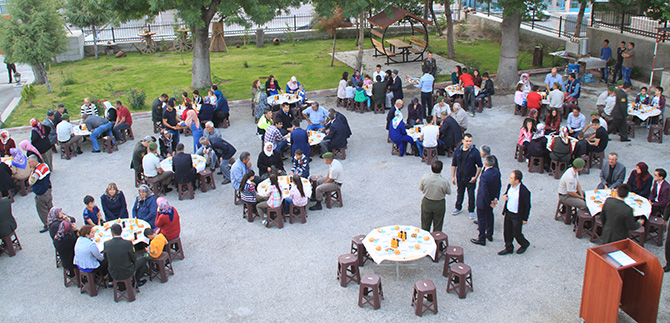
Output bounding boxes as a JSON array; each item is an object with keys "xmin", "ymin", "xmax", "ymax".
[{"xmin": 580, "ymin": 239, "xmax": 663, "ymax": 323}]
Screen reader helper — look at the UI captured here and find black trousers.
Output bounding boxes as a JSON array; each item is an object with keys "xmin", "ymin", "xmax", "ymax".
[
  {"xmin": 421, "ymin": 92, "xmax": 433, "ymax": 116},
  {"xmin": 455, "ymin": 180, "xmax": 476, "ymax": 213},
  {"xmin": 503, "ymin": 210, "xmax": 529, "ymax": 250},
  {"xmin": 611, "ymin": 62, "xmax": 623, "ymax": 83},
  {"xmin": 609, "ymin": 117, "xmax": 628, "ymax": 141},
  {"xmin": 6, "ymin": 64, "xmax": 16, "ymax": 83},
  {"xmin": 477, "ymin": 206, "xmax": 494, "ymax": 242}
]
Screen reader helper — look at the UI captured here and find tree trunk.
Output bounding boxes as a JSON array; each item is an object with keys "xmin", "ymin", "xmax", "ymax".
[
  {"xmin": 31, "ymin": 65, "xmax": 45, "ymax": 84},
  {"xmin": 424, "ymin": 0, "xmax": 430, "ymax": 21},
  {"xmin": 355, "ymin": 11, "xmax": 365, "ymax": 71},
  {"xmin": 445, "ymin": 0, "xmax": 455, "ymax": 58},
  {"xmin": 496, "ymin": 12, "xmax": 522, "ymax": 90},
  {"xmin": 331, "ymin": 31, "xmax": 337, "ymax": 67},
  {"xmin": 93, "ymin": 25, "xmax": 99, "ymax": 60},
  {"xmin": 191, "ymin": 23, "xmax": 212, "ymax": 89},
  {"xmin": 457, "ymin": 0, "xmax": 462, "ymax": 21},
  {"xmin": 574, "ymin": 2, "xmax": 587, "ymax": 37},
  {"xmin": 40, "ymin": 63, "xmax": 52, "ymax": 93},
  {"xmin": 430, "ymin": 0, "xmax": 444, "ymax": 36}
]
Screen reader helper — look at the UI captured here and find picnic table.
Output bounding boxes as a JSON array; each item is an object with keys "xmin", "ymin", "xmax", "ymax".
[
  {"xmin": 585, "ymin": 189, "xmax": 652, "ymax": 218},
  {"xmin": 160, "ymin": 154, "xmax": 207, "ymax": 173},
  {"xmin": 257, "ymin": 175, "xmax": 312, "ymax": 199},
  {"xmin": 285, "ymin": 130, "xmax": 326, "ymax": 146},
  {"xmin": 267, "ymin": 93, "xmax": 301, "ymax": 106},
  {"xmin": 628, "ymin": 103, "xmax": 662, "ymax": 121},
  {"xmin": 175, "ymin": 104, "xmax": 202, "ymax": 117},
  {"xmin": 406, "ymin": 125, "xmax": 424, "ymax": 141},
  {"xmin": 92, "ymin": 218, "xmax": 151, "ymax": 252},
  {"xmin": 362, "ymin": 225, "xmax": 436, "ymax": 279},
  {"xmin": 545, "ymin": 134, "xmax": 577, "ymax": 151},
  {"xmin": 445, "ymin": 85, "xmax": 480, "ymax": 97},
  {"xmin": 73, "ymin": 124, "xmax": 91, "ymax": 137},
  {"xmin": 385, "ymin": 39, "xmax": 413, "ymax": 63}
]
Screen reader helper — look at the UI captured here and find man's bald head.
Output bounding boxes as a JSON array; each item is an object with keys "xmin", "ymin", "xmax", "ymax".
[{"xmin": 395, "ymin": 99, "xmax": 403, "ymax": 108}]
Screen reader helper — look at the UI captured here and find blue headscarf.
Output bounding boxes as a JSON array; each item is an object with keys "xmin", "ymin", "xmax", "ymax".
[{"xmin": 10, "ymin": 148, "xmax": 26, "ymax": 169}]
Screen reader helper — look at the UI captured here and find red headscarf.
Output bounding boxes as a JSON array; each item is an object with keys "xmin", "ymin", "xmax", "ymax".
[
  {"xmin": 30, "ymin": 118, "xmax": 45, "ymax": 139},
  {"xmin": 635, "ymin": 162, "xmax": 651, "ymax": 188}
]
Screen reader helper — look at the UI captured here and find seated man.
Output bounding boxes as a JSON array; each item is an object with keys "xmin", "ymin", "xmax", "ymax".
[
  {"xmin": 198, "ymin": 136, "xmax": 236, "ymax": 185},
  {"xmin": 80, "ymin": 98, "xmax": 98, "ymax": 120},
  {"xmin": 256, "ymin": 109, "xmax": 273, "ymax": 137},
  {"xmin": 211, "ymin": 84, "xmax": 229, "ymax": 125},
  {"xmin": 547, "ymin": 82, "xmax": 564, "ymax": 110},
  {"xmin": 112, "ymin": 101, "xmax": 132, "ymax": 143},
  {"xmin": 56, "ymin": 113, "xmax": 83, "ymax": 154},
  {"xmin": 417, "ymin": 115, "xmax": 440, "ymax": 157},
  {"xmin": 432, "ymin": 97, "xmax": 451, "ymax": 124},
  {"xmin": 544, "ymin": 67, "xmax": 563, "ymax": 91},
  {"xmin": 131, "ymin": 136, "xmax": 152, "ymax": 175},
  {"xmin": 558, "ymin": 158, "xmax": 587, "ymax": 210},
  {"xmin": 649, "ymin": 168, "xmax": 669, "ymax": 216},
  {"xmin": 598, "ymin": 152, "xmax": 626, "ymax": 189},
  {"xmin": 320, "ymin": 109, "xmax": 351, "ymax": 154},
  {"xmin": 198, "ymin": 101, "xmax": 214, "ymax": 126},
  {"xmin": 476, "ymin": 72, "xmax": 495, "ymax": 99},
  {"xmin": 526, "ymin": 86, "xmax": 542, "ymax": 112},
  {"xmin": 142, "ymin": 142, "xmax": 173, "ymax": 192},
  {"xmin": 309, "ymin": 152, "xmax": 343, "ymax": 211},
  {"xmin": 450, "ymin": 103, "xmax": 468, "ymax": 132},
  {"xmin": 601, "ymin": 86, "xmax": 617, "ymax": 118},
  {"xmin": 587, "ymin": 119, "xmax": 609, "ymax": 153},
  {"xmin": 172, "ymin": 143, "xmax": 196, "ymax": 187},
  {"xmin": 230, "ymin": 152, "xmax": 256, "ymax": 190},
  {"xmin": 566, "ymin": 106, "xmax": 585, "ymax": 137},
  {"xmin": 263, "ymin": 120, "xmax": 287, "ymax": 153},
  {"xmin": 439, "ymin": 111, "xmax": 463, "ymax": 152},
  {"xmin": 276, "ymin": 103, "xmax": 295, "ymax": 132},
  {"xmin": 202, "ymin": 121, "xmax": 221, "ymax": 140},
  {"xmin": 83, "ymin": 114, "xmax": 114, "ymax": 153},
  {"xmin": 302, "ymin": 102, "xmax": 329, "ymax": 131},
  {"xmin": 583, "ymin": 111, "xmax": 608, "ymax": 135},
  {"xmin": 104, "ymin": 224, "xmax": 147, "ymax": 286},
  {"xmin": 562, "ymin": 72, "xmax": 581, "ymax": 104},
  {"xmin": 572, "ymin": 131, "xmax": 589, "ymax": 159}
]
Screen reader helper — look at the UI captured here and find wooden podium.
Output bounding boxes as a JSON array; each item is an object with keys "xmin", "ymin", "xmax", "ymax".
[{"xmin": 580, "ymin": 239, "xmax": 663, "ymax": 323}]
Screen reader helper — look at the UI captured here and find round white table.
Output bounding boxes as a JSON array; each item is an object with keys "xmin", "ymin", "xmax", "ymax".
[
  {"xmin": 257, "ymin": 175, "xmax": 312, "ymax": 199},
  {"xmin": 92, "ymin": 218, "xmax": 151, "ymax": 252},
  {"xmin": 406, "ymin": 125, "xmax": 425, "ymax": 141},
  {"xmin": 628, "ymin": 103, "xmax": 661, "ymax": 121},
  {"xmin": 267, "ymin": 93, "xmax": 300, "ymax": 106},
  {"xmin": 362, "ymin": 225, "xmax": 437, "ymax": 279},
  {"xmin": 73, "ymin": 124, "xmax": 92, "ymax": 136},
  {"xmin": 445, "ymin": 85, "xmax": 481, "ymax": 97},
  {"xmin": 585, "ymin": 189, "xmax": 652, "ymax": 218},
  {"xmin": 160, "ymin": 154, "xmax": 207, "ymax": 173},
  {"xmin": 285, "ymin": 130, "xmax": 326, "ymax": 146}
]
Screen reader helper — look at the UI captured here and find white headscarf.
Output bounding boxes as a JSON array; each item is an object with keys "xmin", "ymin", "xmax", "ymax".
[
  {"xmin": 263, "ymin": 142, "xmax": 274, "ymax": 157},
  {"xmin": 391, "ymin": 109, "xmax": 403, "ymax": 129}
]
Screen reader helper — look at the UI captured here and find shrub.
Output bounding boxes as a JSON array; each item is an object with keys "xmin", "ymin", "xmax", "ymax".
[
  {"xmin": 127, "ymin": 88, "xmax": 146, "ymax": 110},
  {"xmin": 61, "ymin": 71, "xmax": 77, "ymax": 86},
  {"xmin": 21, "ymin": 84, "xmax": 36, "ymax": 106}
]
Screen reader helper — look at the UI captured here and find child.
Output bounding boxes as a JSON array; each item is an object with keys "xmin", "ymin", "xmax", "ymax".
[
  {"xmin": 83, "ymin": 195, "xmax": 103, "ymax": 226},
  {"xmin": 144, "ymin": 228, "xmax": 167, "ymax": 259},
  {"xmin": 290, "ymin": 149, "xmax": 309, "ymax": 178},
  {"xmin": 363, "ymin": 76, "xmax": 373, "ymax": 107},
  {"xmin": 354, "ymin": 81, "xmax": 368, "ymax": 108},
  {"xmin": 572, "ymin": 131, "xmax": 589, "ymax": 159},
  {"xmin": 345, "ymin": 81, "xmax": 355, "ymax": 100},
  {"xmin": 284, "ymin": 174, "xmax": 308, "ymax": 214},
  {"xmin": 635, "ymin": 87, "xmax": 650, "ymax": 105},
  {"xmin": 240, "ymin": 170, "xmax": 262, "ymax": 204}
]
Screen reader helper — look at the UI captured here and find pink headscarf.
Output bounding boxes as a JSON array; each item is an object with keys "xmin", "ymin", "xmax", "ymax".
[
  {"xmin": 18, "ymin": 140, "xmax": 42, "ymax": 160},
  {"xmin": 287, "ymin": 76, "xmax": 299, "ymax": 91}
]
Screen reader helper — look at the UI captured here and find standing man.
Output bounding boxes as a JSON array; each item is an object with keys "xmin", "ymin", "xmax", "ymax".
[
  {"xmin": 471, "ymin": 155, "xmax": 501, "ymax": 246},
  {"xmin": 419, "ymin": 160, "xmax": 452, "ymax": 232},
  {"xmin": 459, "ymin": 68, "xmax": 476, "ymax": 117},
  {"xmin": 112, "ymin": 101, "xmax": 132, "ymax": 143},
  {"xmin": 600, "ymin": 184, "xmax": 643, "ymax": 244},
  {"xmin": 152, "ymin": 94, "xmax": 168, "ymax": 128},
  {"xmin": 597, "ymin": 153, "xmax": 626, "ymax": 189},
  {"xmin": 558, "ymin": 158, "xmax": 587, "ymax": 210},
  {"xmin": 498, "ymin": 170, "xmax": 531, "ymax": 255},
  {"xmin": 309, "ymin": 152, "xmax": 343, "ymax": 211},
  {"xmin": 42, "ymin": 110, "xmax": 58, "ymax": 146},
  {"xmin": 104, "ymin": 224, "xmax": 148, "ymax": 287},
  {"xmin": 27, "ymin": 155, "xmax": 52, "ymax": 233},
  {"xmin": 83, "ymin": 114, "xmax": 114, "ymax": 153},
  {"xmin": 609, "ymin": 82, "xmax": 632, "ymax": 142},
  {"xmin": 389, "ymin": 69, "xmax": 403, "ymax": 105},
  {"xmin": 600, "ymin": 39, "xmax": 612, "ymax": 83},
  {"xmin": 162, "ymin": 99, "xmax": 181, "ymax": 145},
  {"xmin": 544, "ymin": 67, "xmax": 563, "ymax": 91},
  {"xmin": 611, "ymin": 41, "xmax": 626, "ymax": 84},
  {"xmin": 422, "ymin": 51, "xmax": 437, "ymax": 77},
  {"xmin": 199, "ymin": 136, "xmax": 236, "ymax": 185},
  {"xmin": 414, "ymin": 66, "xmax": 435, "ymax": 116},
  {"xmin": 451, "ymin": 133, "xmax": 483, "ymax": 221},
  {"xmin": 5, "ymin": 59, "xmax": 17, "ymax": 83},
  {"xmin": 621, "ymin": 42, "xmax": 635, "ymax": 85},
  {"xmin": 372, "ymin": 64, "xmax": 385, "ymax": 83}
]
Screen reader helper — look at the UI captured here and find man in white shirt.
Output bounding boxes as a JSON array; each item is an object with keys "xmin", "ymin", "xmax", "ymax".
[
  {"xmin": 558, "ymin": 158, "xmax": 587, "ymax": 210},
  {"xmin": 372, "ymin": 64, "xmax": 385, "ymax": 83},
  {"xmin": 309, "ymin": 152, "xmax": 343, "ymax": 211},
  {"xmin": 55, "ymin": 113, "xmax": 83, "ymax": 154},
  {"xmin": 600, "ymin": 86, "xmax": 617, "ymax": 117},
  {"xmin": 547, "ymin": 82, "xmax": 564, "ymax": 110},
  {"xmin": 416, "ymin": 115, "xmax": 440, "ymax": 158},
  {"xmin": 80, "ymin": 97, "xmax": 98, "ymax": 119},
  {"xmin": 432, "ymin": 96, "xmax": 451, "ymax": 124},
  {"xmin": 499, "ymin": 170, "xmax": 531, "ymax": 255},
  {"xmin": 142, "ymin": 142, "xmax": 173, "ymax": 192}
]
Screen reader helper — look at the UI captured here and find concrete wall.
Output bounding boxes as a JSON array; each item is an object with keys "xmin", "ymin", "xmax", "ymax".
[
  {"xmin": 83, "ymin": 25, "xmax": 429, "ymax": 56},
  {"xmin": 586, "ymin": 26, "xmax": 670, "ymax": 82},
  {"xmin": 56, "ymin": 31, "xmax": 84, "ymax": 62},
  {"xmin": 468, "ymin": 14, "xmax": 566, "ymax": 52}
]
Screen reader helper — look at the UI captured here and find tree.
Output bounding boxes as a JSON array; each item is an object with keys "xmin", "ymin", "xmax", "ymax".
[
  {"xmin": 485, "ymin": 0, "xmax": 545, "ymax": 90},
  {"xmin": 444, "ymin": 0, "xmax": 455, "ymax": 58},
  {"xmin": 0, "ymin": 0, "xmax": 67, "ymax": 93},
  {"xmin": 573, "ymin": 0, "xmax": 591, "ymax": 37},
  {"xmin": 102, "ymin": 0, "xmax": 300, "ymax": 89},
  {"xmin": 642, "ymin": 0, "xmax": 670, "ymax": 23},
  {"xmin": 64, "ymin": 0, "xmax": 116, "ymax": 60},
  {"xmin": 315, "ymin": 8, "xmax": 351, "ymax": 67}
]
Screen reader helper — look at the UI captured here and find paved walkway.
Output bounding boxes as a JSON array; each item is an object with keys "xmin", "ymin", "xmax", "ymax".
[
  {"xmin": 0, "ymin": 55, "xmax": 35, "ymax": 124},
  {"xmin": 333, "ymin": 49, "xmax": 459, "ymax": 79}
]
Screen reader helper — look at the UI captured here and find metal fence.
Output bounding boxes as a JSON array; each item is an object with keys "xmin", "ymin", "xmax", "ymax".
[
  {"xmin": 488, "ymin": 11, "xmax": 588, "ymax": 38},
  {"xmin": 82, "ymin": 15, "xmax": 315, "ymax": 45},
  {"xmin": 592, "ymin": 11, "xmax": 668, "ymax": 41}
]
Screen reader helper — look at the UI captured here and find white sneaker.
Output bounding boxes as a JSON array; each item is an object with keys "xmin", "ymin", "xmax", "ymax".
[
  {"xmin": 469, "ymin": 212, "xmax": 476, "ymax": 220},
  {"xmin": 452, "ymin": 208, "xmax": 461, "ymax": 215}
]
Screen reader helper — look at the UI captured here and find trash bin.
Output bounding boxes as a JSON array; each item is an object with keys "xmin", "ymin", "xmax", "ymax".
[{"xmin": 567, "ymin": 63, "xmax": 580, "ymax": 76}]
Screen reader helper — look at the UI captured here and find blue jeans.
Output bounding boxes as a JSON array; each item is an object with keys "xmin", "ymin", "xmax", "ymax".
[
  {"xmin": 90, "ymin": 122, "xmax": 113, "ymax": 152},
  {"xmin": 476, "ymin": 93, "xmax": 489, "ymax": 99},
  {"xmin": 274, "ymin": 140, "xmax": 287, "ymax": 153},
  {"xmin": 220, "ymin": 162, "xmax": 231, "ymax": 182},
  {"xmin": 416, "ymin": 140, "xmax": 437, "ymax": 157},
  {"xmin": 284, "ymin": 198, "xmax": 294, "ymax": 213},
  {"xmin": 622, "ymin": 66, "xmax": 632, "ymax": 85},
  {"xmin": 168, "ymin": 129, "xmax": 180, "ymax": 145},
  {"xmin": 464, "ymin": 85, "xmax": 475, "ymax": 113},
  {"xmin": 306, "ymin": 124, "xmax": 325, "ymax": 131},
  {"xmin": 112, "ymin": 122, "xmax": 131, "ymax": 141},
  {"xmin": 600, "ymin": 66, "xmax": 608, "ymax": 82}
]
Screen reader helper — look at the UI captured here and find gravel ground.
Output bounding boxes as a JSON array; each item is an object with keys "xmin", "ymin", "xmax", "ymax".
[{"xmin": 1, "ymin": 77, "xmax": 668, "ymax": 322}]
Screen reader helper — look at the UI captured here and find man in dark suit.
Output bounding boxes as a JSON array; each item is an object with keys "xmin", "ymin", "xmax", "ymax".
[
  {"xmin": 389, "ymin": 69, "xmax": 403, "ymax": 105},
  {"xmin": 199, "ymin": 136, "xmax": 237, "ymax": 185},
  {"xmin": 649, "ymin": 168, "xmax": 669, "ymax": 217},
  {"xmin": 471, "ymin": 155, "xmax": 501, "ymax": 246},
  {"xmin": 320, "ymin": 109, "xmax": 351, "ymax": 153},
  {"xmin": 173, "ymin": 143, "xmax": 196, "ymax": 186},
  {"xmin": 276, "ymin": 103, "xmax": 294, "ymax": 132},
  {"xmin": 439, "ymin": 112, "xmax": 462, "ymax": 153},
  {"xmin": 104, "ymin": 224, "xmax": 147, "ymax": 286},
  {"xmin": 608, "ymin": 82, "xmax": 631, "ymax": 142},
  {"xmin": 290, "ymin": 120, "xmax": 310, "ymax": 159},
  {"xmin": 372, "ymin": 75, "xmax": 387, "ymax": 108},
  {"xmin": 498, "ymin": 170, "xmax": 531, "ymax": 255},
  {"xmin": 599, "ymin": 184, "xmax": 642, "ymax": 244},
  {"xmin": 597, "ymin": 152, "xmax": 626, "ymax": 189}
]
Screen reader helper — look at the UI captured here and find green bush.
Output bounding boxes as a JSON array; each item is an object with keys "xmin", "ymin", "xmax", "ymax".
[
  {"xmin": 21, "ymin": 84, "xmax": 36, "ymax": 106},
  {"xmin": 127, "ymin": 88, "xmax": 146, "ymax": 110},
  {"xmin": 61, "ymin": 71, "xmax": 77, "ymax": 86}
]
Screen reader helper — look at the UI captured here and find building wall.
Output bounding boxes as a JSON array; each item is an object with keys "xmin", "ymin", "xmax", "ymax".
[
  {"xmin": 55, "ymin": 31, "xmax": 85, "ymax": 62},
  {"xmin": 468, "ymin": 14, "xmax": 566, "ymax": 51}
]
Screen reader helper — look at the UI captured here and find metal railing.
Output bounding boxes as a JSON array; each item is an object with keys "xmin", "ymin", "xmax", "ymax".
[
  {"xmin": 487, "ymin": 11, "xmax": 587, "ymax": 38},
  {"xmin": 82, "ymin": 15, "xmax": 315, "ymax": 45},
  {"xmin": 592, "ymin": 11, "xmax": 667, "ymax": 41}
]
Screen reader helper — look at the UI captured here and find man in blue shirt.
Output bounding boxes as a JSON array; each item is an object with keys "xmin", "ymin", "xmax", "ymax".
[
  {"xmin": 562, "ymin": 73, "xmax": 581, "ymax": 104},
  {"xmin": 600, "ymin": 39, "xmax": 612, "ymax": 83},
  {"xmin": 414, "ymin": 67, "xmax": 435, "ymax": 116},
  {"xmin": 566, "ymin": 106, "xmax": 586, "ymax": 137},
  {"xmin": 302, "ymin": 102, "xmax": 329, "ymax": 131},
  {"xmin": 230, "ymin": 151, "xmax": 253, "ymax": 190},
  {"xmin": 544, "ymin": 68, "xmax": 563, "ymax": 90}
]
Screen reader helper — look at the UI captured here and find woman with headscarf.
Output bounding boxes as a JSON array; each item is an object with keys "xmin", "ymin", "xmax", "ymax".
[
  {"xmin": 47, "ymin": 206, "xmax": 76, "ymax": 240},
  {"xmin": 0, "ymin": 131, "xmax": 16, "ymax": 156},
  {"xmin": 53, "ymin": 220, "xmax": 78, "ymax": 277},
  {"xmin": 286, "ymin": 76, "xmax": 301, "ymax": 94},
  {"xmin": 549, "ymin": 126, "xmax": 573, "ymax": 164},
  {"xmin": 30, "ymin": 118, "xmax": 53, "ymax": 170},
  {"xmin": 100, "ymin": 183, "xmax": 128, "ymax": 221},
  {"xmin": 155, "ymin": 197, "xmax": 181, "ymax": 241},
  {"xmin": 9, "ymin": 148, "xmax": 30, "ymax": 182},
  {"xmin": 18, "ymin": 140, "xmax": 42, "ymax": 162},
  {"xmin": 183, "ymin": 102, "xmax": 203, "ymax": 153},
  {"xmin": 407, "ymin": 98, "xmax": 424, "ymax": 126},
  {"xmin": 159, "ymin": 129, "xmax": 176, "ymax": 158},
  {"xmin": 132, "ymin": 184, "xmax": 158, "ymax": 228},
  {"xmin": 527, "ymin": 123, "xmax": 549, "ymax": 162},
  {"xmin": 254, "ymin": 85, "xmax": 270, "ymax": 122},
  {"xmin": 257, "ymin": 142, "xmax": 284, "ymax": 179},
  {"xmin": 626, "ymin": 162, "xmax": 653, "ymax": 198},
  {"xmin": 388, "ymin": 110, "xmax": 415, "ymax": 157},
  {"xmin": 518, "ymin": 73, "xmax": 531, "ymax": 93}
]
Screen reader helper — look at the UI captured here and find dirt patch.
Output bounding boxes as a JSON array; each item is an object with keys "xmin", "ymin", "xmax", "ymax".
[
  {"xmin": 113, "ymin": 90, "xmax": 126, "ymax": 98},
  {"xmin": 112, "ymin": 67, "xmax": 126, "ymax": 71},
  {"xmin": 220, "ymin": 80, "xmax": 232, "ymax": 84},
  {"xmin": 280, "ymin": 50, "xmax": 290, "ymax": 54},
  {"xmin": 282, "ymin": 62, "xmax": 301, "ymax": 65}
]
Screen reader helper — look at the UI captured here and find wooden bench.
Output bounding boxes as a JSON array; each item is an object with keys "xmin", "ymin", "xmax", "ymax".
[
  {"xmin": 409, "ymin": 36, "xmax": 427, "ymax": 54},
  {"xmin": 371, "ymin": 38, "xmax": 395, "ymax": 65}
]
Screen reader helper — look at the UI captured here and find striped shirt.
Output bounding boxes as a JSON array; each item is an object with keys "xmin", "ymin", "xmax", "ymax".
[
  {"xmin": 266, "ymin": 185, "xmax": 282, "ymax": 208},
  {"xmin": 80, "ymin": 103, "xmax": 98, "ymax": 119}
]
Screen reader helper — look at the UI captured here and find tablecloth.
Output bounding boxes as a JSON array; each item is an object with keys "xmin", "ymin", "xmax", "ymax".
[
  {"xmin": 406, "ymin": 125, "xmax": 424, "ymax": 141},
  {"xmin": 92, "ymin": 218, "xmax": 151, "ymax": 252},
  {"xmin": 585, "ymin": 189, "xmax": 652, "ymax": 217},
  {"xmin": 160, "ymin": 154, "xmax": 207, "ymax": 172},
  {"xmin": 176, "ymin": 103, "xmax": 202, "ymax": 117},
  {"xmin": 73, "ymin": 124, "xmax": 92, "ymax": 137},
  {"xmin": 362, "ymin": 225, "xmax": 436, "ymax": 264},
  {"xmin": 285, "ymin": 130, "xmax": 326, "ymax": 146},
  {"xmin": 267, "ymin": 93, "xmax": 301, "ymax": 106},
  {"xmin": 545, "ymin": 135, "xmax": 577, "ymax": 151},
  {"xmin": 257, "ymin": 175, "xmax": 312, "ymax": 199},
  {"xmin": 628, "ymin": 103, "xmax": 661, "ymax": 121},
  {"xmin": 445, "ymin": 85, "xmax": 480, "ymax": 97},
  {"xmin": 1, "ymin": 156, "xmax": 11, "ymax": 166}
]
